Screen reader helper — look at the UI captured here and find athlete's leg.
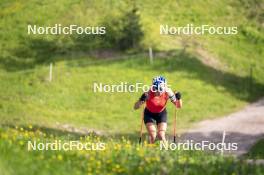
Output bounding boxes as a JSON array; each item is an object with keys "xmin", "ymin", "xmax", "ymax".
[
  {"xmin": 157, "ymin": 122, "xmax": 167, "ymax": 142},
  {"xmin": 146, "ymin": 122, "xmax": 156, "ymax": 143},
  {"xmin": 157, "ymin": 109, "xmax": 167, "ymax": 142},
  {"xmin": 144, "ymin": 108, "xmax": 157, "ymax": 143}
]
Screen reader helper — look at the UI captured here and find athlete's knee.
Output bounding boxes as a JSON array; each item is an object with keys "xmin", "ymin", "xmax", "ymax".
[
  {"xmin": 157, "ymin": 130, "xmax": 166, "ymax": 139},
  {"xmin": 149, "ymin": 129, "xmax": 156, "ymax": 137},
  {"xmin": 147, "ymin": 129, "xmax": 156, "ymax": 143}
]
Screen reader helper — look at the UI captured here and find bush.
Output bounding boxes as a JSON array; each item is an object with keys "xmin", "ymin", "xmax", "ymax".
[{"xmin": 102, "ymin": 7, "xmax": 144, "ymax": 51}]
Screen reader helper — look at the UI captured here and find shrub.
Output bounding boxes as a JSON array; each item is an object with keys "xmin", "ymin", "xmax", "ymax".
[{"xmin": 102, "ymin": 7, "xmax": 144, "ymax": 51}]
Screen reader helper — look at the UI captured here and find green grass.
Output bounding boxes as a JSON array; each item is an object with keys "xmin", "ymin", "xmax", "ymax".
[
  {"xmin": 0, "ymin": 0, "xmax": 263, "ymax": 146},
  {"xmin": 246, "ymin": 139, "xmax": 264, "ymax": 159},
  {"xmin": 1, "ymin": 126, "xmax": 263, "ymax": 175},
  {"xmin": 1, "ymin": 53, "xmax": 263, "ymax": 134},
  {"xmin": 0, "ymin": 0, "xmax": 264, "ymax": 174}
]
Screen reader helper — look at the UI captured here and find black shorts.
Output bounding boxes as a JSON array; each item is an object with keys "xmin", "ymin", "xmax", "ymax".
[{"xmin": 144, "ymin": 108, "xmax": 167, "ymax": 124}]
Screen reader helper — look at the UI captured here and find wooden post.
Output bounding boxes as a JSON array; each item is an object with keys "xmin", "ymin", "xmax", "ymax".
[
  {"xmin": 149, "ymin": 47, "xmax": 153, "ymax": 64},
  {"xmin": 49, "ymin": 63, "xmax": 53, "ymax": 82},
  {"xmin": 221, "ymin": 130, "xmax": 226, "ymax": 156}
]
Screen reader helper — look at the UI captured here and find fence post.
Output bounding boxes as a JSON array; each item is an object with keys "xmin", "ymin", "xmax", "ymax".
[
  {"xmin": 49, "ymin": 63, "xmax": 53, "ymax": 82},
  {"xmin": 221, "ymin": 130, "xmax": 226, "ymax": 156},
  {"xmin": 149, "ymin": 47, "xmax": 153, "ymax": 64}
]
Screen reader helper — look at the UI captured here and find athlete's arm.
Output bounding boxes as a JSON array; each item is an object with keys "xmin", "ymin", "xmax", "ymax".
[
  {"xmin": 134, "ymin": 92, "xmax": 148, "ymax": 110},
  {"xmin": 167, "ymin": 88, "xmax": 176, "ymax": 101},
  {"xmin": 166, "ymin": 88, "xmax": 182, "ymax": 108}
]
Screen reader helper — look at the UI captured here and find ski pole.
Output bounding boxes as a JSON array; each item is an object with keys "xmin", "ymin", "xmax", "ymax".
[
  {"xmin": 173, "ymin": 107, "xmax": 177, "ymax": 143},
  {"xmin": 139, "ymin": 104, "xmax": 145, "ymax": 144}
]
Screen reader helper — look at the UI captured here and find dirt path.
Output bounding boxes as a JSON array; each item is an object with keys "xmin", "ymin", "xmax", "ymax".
[{"xmin": 181, "ymin": 97, "xmax": 264, "ymax": 156}]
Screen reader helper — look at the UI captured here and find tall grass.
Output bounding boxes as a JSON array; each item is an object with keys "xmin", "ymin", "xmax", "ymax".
[{"xmin": 1, "ymin": 127, "xmax": 263, "ymax": 175}]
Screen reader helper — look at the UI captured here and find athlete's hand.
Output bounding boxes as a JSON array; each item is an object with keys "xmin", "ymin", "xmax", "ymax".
[
  {"xmin": 174, "ymin": 92, "xmax": 182, "ymax": 108},
  {"xmin": 175, "ymin": 99, "xmax": 182, "ymax": 108},
  {"xmin": 134, "ymin": 100, "xmax": 144, "ymax": 110},
  {"xmin": 175, "ymin": 92, "xmax": 181, "ymax": 100},
  {"xmin": 139, "ymin": 93, "xmax": 147, "ymax": 102}
]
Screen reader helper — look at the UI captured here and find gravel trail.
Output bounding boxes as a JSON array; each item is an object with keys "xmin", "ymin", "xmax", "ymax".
[{"xmin": 181, "ymin": 98, "xmax": 264, "ymax": 156}]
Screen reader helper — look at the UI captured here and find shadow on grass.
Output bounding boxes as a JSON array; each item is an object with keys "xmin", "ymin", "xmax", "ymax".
[
  {"xmin": 1, "ymin": 36, "xmax": 264, "ymax": 103},
  {"xmin": 0, "ymin": 35, "xmax": 105, "ymax": 71},
  {"xmin": 1, "ymin": 124, "xmax": 85, "ymax": 139},
  {"xmin": 0, "ymin": 123, "xmax": 142, "ymax": 141},
  {"xmin": 69, "ymin": 49, "xmax": 264, "ymax": 102}
]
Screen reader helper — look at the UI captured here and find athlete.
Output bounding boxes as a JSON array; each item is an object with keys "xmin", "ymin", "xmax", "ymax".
[{"xmin": 134, "ymin": 76, "xmax": 182, "ymax": 143}]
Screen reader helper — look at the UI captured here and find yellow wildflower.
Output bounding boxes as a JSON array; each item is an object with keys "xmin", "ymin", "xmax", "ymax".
[{"xmin": 57, "ymin": 154, "xmax": 63, "ymax": 161}]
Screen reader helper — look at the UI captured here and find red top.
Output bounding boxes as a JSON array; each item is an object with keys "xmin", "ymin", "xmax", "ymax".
[{"xmin": 146, "ymin": 90, "xmax": 169, "ymax": 113}]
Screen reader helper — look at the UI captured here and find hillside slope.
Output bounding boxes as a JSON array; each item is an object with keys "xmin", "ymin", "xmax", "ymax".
[{"xmin": 0, "ymin": 0, "xmax": 263, "ymax": 134}]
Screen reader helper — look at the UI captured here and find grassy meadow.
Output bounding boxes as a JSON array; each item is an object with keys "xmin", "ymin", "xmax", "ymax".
[{"xmin": 0, "ymin": 0, "xmax": 264, "ymax": 174}]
